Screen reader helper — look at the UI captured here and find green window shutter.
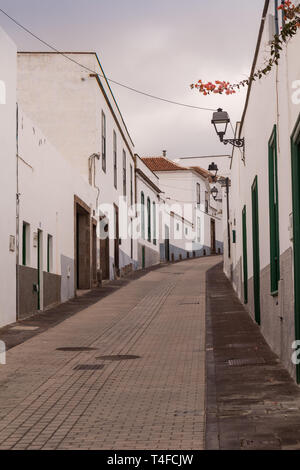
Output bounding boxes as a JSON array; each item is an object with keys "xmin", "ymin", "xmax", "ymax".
[
  {"xmin": 242, "ymin": 206, "xmax": 248, "ymax": 304},
  {"xmin": 252, "ymin": 176, "xmax": 261, "ymax": 325},
  {"xmin": 268, "ymin": 125, "xmax": 280, "ymax": 295},
  {"xmin": 147, "ymin": 198, "xmax": 151, "ymax": 242},
  {"xmin": 232, "ymin": 230, "xmax": 236, "ymax": 244},
  {"xmin": 22, "ymin": 223, "xmax": 26, "ymax": 266},
  {"xmin": 291, "ymin": 113, "xmax": 300, "ymax": 383},
  {"xmin": 153, "ymin": 202, "xmax": 157, "ymax": 245},
  {"xmin": 141, "ymin": 192, "xmax": 145, "ymax": 239}
]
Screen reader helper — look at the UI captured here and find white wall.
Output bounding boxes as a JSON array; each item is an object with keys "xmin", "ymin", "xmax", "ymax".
[
  {"xmin": 18, "ymin": 108, "xmax": 98, "ymax": 304},
  {"xmin": 226, "ymin": 1, "xmax": 300, "ymax": 284},
  {"xmin": 155, "ymin": 169, "xmax": 218, "ymax": 255},
  {"xmin": 0, "ymin": 28, "xmax": 17, "ymax": 327},
  {"xmin": 135, "ymin": 157, "xmax": 160, "ymax": 266},
  {"xmin": 17, "ymin": 53, "xmax": 136, "ymax": 279}
]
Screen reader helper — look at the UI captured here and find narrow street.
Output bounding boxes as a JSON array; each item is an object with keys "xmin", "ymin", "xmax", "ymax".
[
  {"xmin": 2, "ymin": 255, "xmax": 300, "ymax": 451},
  {"xmin": 0, "ymin": 256, "xmax": 219, "ymax": 450}
]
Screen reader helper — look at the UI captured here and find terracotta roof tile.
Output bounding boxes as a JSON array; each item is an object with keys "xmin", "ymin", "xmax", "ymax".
[
  {"xmin": 142, "ymin": 157, "xmax": 214, "ymax": 181},
  {"xmin": 142, "ymin": 157, "xmax": 189, "ymax": 172},
  {"xmin": 190, "ymin": 166, "xmax": 214, "ymax": 181}
]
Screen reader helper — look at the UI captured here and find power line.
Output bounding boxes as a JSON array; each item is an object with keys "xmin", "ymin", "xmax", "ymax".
[{"xmin": 0, "ymin": 7, "xmax": 217, "ymax": 112}]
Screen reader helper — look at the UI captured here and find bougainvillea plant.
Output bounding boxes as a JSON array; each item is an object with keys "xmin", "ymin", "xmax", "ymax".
[{"xmin": 191, "ymin": 0, "xmax": 300, "ymax": 96}]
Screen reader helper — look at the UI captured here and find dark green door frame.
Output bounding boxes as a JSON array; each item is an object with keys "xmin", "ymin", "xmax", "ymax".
[
  {"xmin": 37, "ymin": 230, "xmax": 41, "ymax": 311},
  {"xmin": 268, "ymin": 125, "xmax": 280, "ymax": 295},
  {"xmin": 251, "ymin": 176, "xmax": 261, "ymax": 325},
  {"xmin": 291, "ymin": 113, "xmax": 300, "ymax": 383},
  {"xmin": 242, "ymin": 206, "xmax": 248, "ymax": 304}
]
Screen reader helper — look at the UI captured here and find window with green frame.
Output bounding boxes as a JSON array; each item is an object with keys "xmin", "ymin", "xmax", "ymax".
[
  {"xmin": 268, "ymin": 125, "xmax": 280, "ymax": 294},
  {"xmin": 147, "ymin": 197, "xmax": 151, "ymax": 242},
  {"xmin": 101, "ymin": 111, "xmax": 106, "ymax": 173},
  {"xmin": 47, "ymin": 234, "xmax": 53, "ymax": 273},
  {"xmin": 153, "ymin": 201, "xmax": 157, "ymax": 245},
  {"xmin": 242, "ymin": 206, "xmax": 248, "ymax": 304},
  {"xmin": 22, "ymin": 222, "xmax": 28, "ymax": 266},
  {"xmin": 141, "ymin": 192, "xmax": 145, "ymax": 239}
]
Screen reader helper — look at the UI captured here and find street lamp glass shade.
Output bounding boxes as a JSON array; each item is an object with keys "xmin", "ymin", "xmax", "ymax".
[
  {"xmin": 211, "ymin": 108, "xmax": 230, "ymax": 141},
  {"xmin": 208, "ymin": 162, "xmax": 218, "ymax": 173},
  {"xmin": 211, "ymin": 186, "xmax": 218, "ymax": 199}
]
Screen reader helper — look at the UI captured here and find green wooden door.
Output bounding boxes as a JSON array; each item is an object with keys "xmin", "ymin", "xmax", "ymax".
[
  {"xmin": 37, "ymin": 230, "xmax": 41, "ymax": 310},
  {"xmin": 251, "ymin": 176, "xmax": 261, "ymax": 325},
  {"xmin": 268, "ymin": 125, "xmax": 280, "ymax": 294},
  {"xmin": 242, "ymin": 206, "xmax": 248, "ymax": 304},
  {"xmin": 291, "ymin": 115, "xmax": 300, "ymax": 383}
]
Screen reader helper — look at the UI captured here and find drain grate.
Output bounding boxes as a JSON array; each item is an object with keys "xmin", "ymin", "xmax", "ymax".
[
  {"xmin": 179, "ymin": 302, "xmax": 200, "ymax": 306},
  {"xmin": 10, "ymin": 326, "xmax": 39, "ymax": 331},
  {"xmin": 228, "ymin": 357, "xmax": 266, "ymax": 367},
  {"xmin": 56, "ymin": 347, "xmax": 98, "ymax": 352},
  {"xmin": 96, "ymin": 355, "xmax": 140, "ymax": 361},
  {"xmin": 228, "ymin": 343, "xmax": 258, "ymax": 349},
  {"xmin": 241, "ymin": 437, "xmax": 281, "ymax": 449},
  {"xmin": 160, "ymin": 272, "xmax": 184, "ymax": 275},
  {"xmin": 73, "ymin": 364, "xmax": 104, "ymax": 371}
]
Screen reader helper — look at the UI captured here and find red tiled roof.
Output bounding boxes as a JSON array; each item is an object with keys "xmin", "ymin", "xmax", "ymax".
[
  {"xmin": 190, "ymin": 166, "xmax": 214, "ymax": 181},
  {"xmin": 142, "ymin": 157, "xmax": 189, "ymax": 172},
  {"xmin": 142, "ymin": 157, "xmax": 214, "ymax": 181}
]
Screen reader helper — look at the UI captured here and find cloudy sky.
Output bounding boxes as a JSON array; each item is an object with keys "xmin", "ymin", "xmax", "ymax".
[{"xmin": 0, "ymin": 0, "xmax": 265, "ymax": 159}]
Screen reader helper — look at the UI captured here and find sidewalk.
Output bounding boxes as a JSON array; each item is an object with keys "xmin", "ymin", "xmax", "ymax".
[
  {"xmin": 0, "ymin": 256, "xmax": 220, "ymax": 450},
  {"xmin": 206, "ymin": 262, "xmax": 300, "ymax": 450}
]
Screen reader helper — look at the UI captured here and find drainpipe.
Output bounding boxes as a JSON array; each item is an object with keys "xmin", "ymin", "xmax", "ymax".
[{"xmin": 16, "ymin": 103, "xmax": 20, "ymax": 320}]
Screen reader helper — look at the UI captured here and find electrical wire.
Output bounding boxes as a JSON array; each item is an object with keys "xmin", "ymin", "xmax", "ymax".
[{"xmin": 0, "ymin": 7, "xmax": 217, "ymax": 112}]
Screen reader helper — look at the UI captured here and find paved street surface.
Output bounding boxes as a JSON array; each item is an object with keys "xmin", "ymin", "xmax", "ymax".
[
  {"xmin": 0, "ymin": 256, "xmax": 220, "ymax": 450},
  {"xmin": 206, "ymin": 262, "xmax": 300, "ymax": 450}
]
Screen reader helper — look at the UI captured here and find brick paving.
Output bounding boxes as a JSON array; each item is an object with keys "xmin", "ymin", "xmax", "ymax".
[
  {"xmin": 206, "ymin": 262, "xmax": 300, "ymax": 450},
  {"xmin": 0, "ymin": 256, "xmax": 220, "ymax": 450}
]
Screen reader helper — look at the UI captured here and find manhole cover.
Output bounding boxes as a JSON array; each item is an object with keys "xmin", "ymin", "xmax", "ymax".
[
  {"xmin": 179, "ymin": 302, "xmax": 200, "ymax": 305},
  {"xmin": 160, "ymin": 272, "xmax": 184, "ymax": 275},
  {"xmin": 228, "ymin": 358, "xmax": 266, "ymax": 366},
  {"xmin": 56, "ymin": 347, "xmax": 98, "ymax": 352},
  {"xmin": 241, "ymin": 437, "xmax": 280, "ymax": 449},
  {"xmin": 174, "ymin": 410, "xmax": 204, "ymax": 416},
  {"xmin": 96, "ymin": 355, "xmax": 140, "ymax": 361},
  {"xmin": 73, "ymin": 364, "xmax": 104, "ymax": 371}
]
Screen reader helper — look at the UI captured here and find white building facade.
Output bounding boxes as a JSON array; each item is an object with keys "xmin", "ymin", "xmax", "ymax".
[
  {"xmin": 135, "ymin": 155, "xmax": 161, "ymax": 269},
  {"xmin": 17, "ymin": 52, "xmax": 137, "ymax": 281},
  {"xmin": 142, "ymin": 156, "xmax": 223, "ymax": 262},
  {"xmin": 17, "ymin": 109, "xmax": 99, "ymax": 318},
  {"xmin": 0, "ymin": 27, "xmax": 17, "ymax": 327},
  {"xmin": 224, "ymin": 0, "xmax": 300, "ymax": 382}
]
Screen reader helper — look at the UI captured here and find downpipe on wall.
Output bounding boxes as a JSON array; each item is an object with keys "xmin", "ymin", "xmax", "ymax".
[{"xmin": 16, "ymin": 103, "xmax": 20, "ymax": 320}]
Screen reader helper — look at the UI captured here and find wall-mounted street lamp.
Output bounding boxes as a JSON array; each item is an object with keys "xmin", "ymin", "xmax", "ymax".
[
  {"xmin": 209, "ymin": 159, "xmax": 232, "ymax": 258},
  {"xmin": 211, "ymin": 186, "xmax": 219, "ymax": 200},
  {"xmin": 211, "ymin": 108, "xmax": 245, "ymax": 153},
  {"xmin": 208, "ymin": 162, "xmax": 219, "ymax": 181}
]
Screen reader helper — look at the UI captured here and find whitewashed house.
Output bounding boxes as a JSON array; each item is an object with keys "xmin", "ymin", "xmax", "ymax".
[
  {"xmin": 224, "ymin": 0, "xmax": 300, "ymax": 382},
  {"xmin": 0, "ymin": 30, "xmax": 101, "ymax": 323},
  {"xmin": 142, "ymin": 155, "xmax": 223, "ymax": 262},
  {"xmin": 134, "ymin": 155, "xmax": 161, "ymax": 269},
  {"xmin": 17, "ymin": 51, "xmax": 137, "ymax": 281},
  {"xmin": 0, "ymin": 27, "xmax": 17, "ymax": 327},
  {"xmin": 17, "ymin": 109, "xmax": 99, "ymax": 318}
]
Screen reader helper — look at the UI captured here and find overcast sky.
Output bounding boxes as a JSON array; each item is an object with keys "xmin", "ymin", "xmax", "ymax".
[{"xmin": 0, "ymin": 0, "xmax": 265, "ymax": 161}]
